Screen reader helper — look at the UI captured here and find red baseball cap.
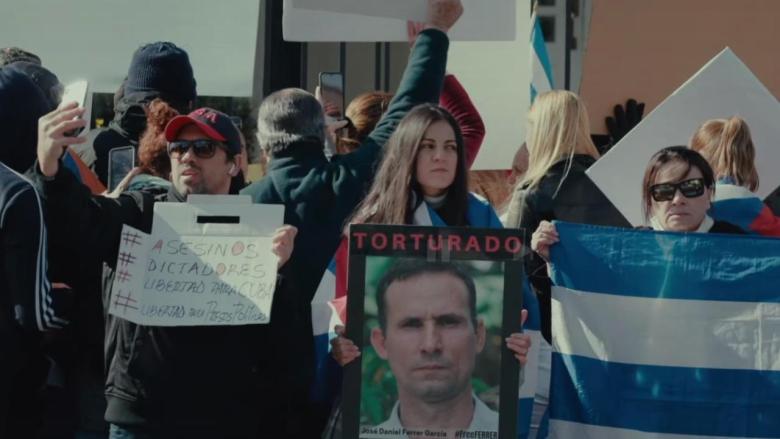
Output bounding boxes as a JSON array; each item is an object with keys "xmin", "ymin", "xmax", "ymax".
[{"xmin": 164, "ymin": 107, "xmax": 242, "ymax": 154}]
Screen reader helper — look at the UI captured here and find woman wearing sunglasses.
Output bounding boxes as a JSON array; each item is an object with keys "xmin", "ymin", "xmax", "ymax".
[
  {"xmin": 532, "ymin": 146, "xmax": 744, "ymax": 262},
  {"xmin": 640, "ymin": 146, "xmax": 744, "ymax": 234}
]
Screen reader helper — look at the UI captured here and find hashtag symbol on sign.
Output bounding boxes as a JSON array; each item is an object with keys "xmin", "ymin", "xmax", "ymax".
[
  {"xmin": 113, "ymin": 290, "xmax": 138, "ymax": 314},
  {"xmin": 117, "ymin": 252, "xmax": 136, "ymax": 267},
  {"xmin": 116, "ymin": 270, "xmax": 132, "ymax": 283},
  {"xmin": 122, "ymin": 232, "xmax": 143, "ymax": 247}
]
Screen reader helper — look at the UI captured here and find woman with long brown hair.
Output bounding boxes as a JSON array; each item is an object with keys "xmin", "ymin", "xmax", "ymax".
[
  {"xmin": 347, "ymin": 103, "xmax": 471, "ymax": 226},
  {"xmin": 690, "ymin": 117, "xmax": 780, "ymax": 236},
  {"xmin": 314, "ymin": 103, "xmax": 538, "ymax": 438}
]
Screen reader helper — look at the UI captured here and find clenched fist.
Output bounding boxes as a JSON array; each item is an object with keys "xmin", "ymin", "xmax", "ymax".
[{"xmin": 425, "ymin": 0, "xmax": 464, "ymax": 33}]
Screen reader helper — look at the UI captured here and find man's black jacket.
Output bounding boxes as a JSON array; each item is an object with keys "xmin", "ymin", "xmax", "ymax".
[{"xmin": 29, "ymin": 165, "xmax": 296, "ymax": 437}]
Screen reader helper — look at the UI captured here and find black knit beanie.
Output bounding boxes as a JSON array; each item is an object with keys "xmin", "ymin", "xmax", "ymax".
[
  {"xmin": 124, "ymin": 42, "xmax": 196, "ymax": 104},
  {"xmin": 7, "ymin": 61, "xmax": 62, "ymax": 111},
  {"xmin": 0, "ymin": 67, "xmax": 50, "ymax": 172}
]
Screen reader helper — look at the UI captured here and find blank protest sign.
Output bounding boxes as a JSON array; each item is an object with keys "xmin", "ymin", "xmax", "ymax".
[
  {"xmin": 587, "ymin": 48, "xmax": 780, "ymax": 226},
  {"xmin": 283, "ymin": 0, "xmax": 516, "ymax": 42}
]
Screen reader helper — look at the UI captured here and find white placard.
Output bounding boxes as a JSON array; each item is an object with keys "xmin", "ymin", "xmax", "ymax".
[
  {"xmin": 292, "ymin": 0, "xmax": 427, "ymax": 21},
  {"xmin": 447, "ymin": 0, "xmax": 531, "ymax": 170},
  {"xmin": 108, "ymin": 199, "xmax": 284, "ymax": 326},
  {"xmin": 586, "ymin": 48, "xmax": 780, "ymax": 226},
  {"xmin": 283, "ymin": 0, "xmax": 516, "ymax": 42},
  {"xmin": 0, "ymin": 0, "xmax": 259, "ymax": 96}
]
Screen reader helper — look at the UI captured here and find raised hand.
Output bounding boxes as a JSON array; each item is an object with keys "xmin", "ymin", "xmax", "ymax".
[
  {"xmin": 37, "ymin": 101, "xmax": 88, "ymax": 177},
  {"xmin": 605, "ymin": 98, "xmax": 645, "ymax": 144},
  {"xmin": 425, "ymin": 0, "xmax": 464, "ymax": 33},
  {"xmin": 407, "ymin": 20, "xmax": 426, "ymax": 47}
]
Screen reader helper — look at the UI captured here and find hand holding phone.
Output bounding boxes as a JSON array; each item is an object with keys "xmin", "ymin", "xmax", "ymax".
[
  {"xmin": 37, "ymin": 103, "xmax": 88, "ymax": 177},
  {"xmin": 317, "ymin": 72, "xmax": 346, "ymax": 158}
]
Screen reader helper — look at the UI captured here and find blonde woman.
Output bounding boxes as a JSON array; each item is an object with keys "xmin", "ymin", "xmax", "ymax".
[
  {"xmin": 690, "ymin": 117, "xmax": 780, "ymax": 237},
  {"xmin": 504, "ymin": 90, "xmax": 626, "ymax": 341},
  {"xmin": 505, "ymin": 91, "xmax": 626, "ymax": 231},
  {"xmin": 501, "ymin": 91, "xmax": 627, "ymax": 438}
]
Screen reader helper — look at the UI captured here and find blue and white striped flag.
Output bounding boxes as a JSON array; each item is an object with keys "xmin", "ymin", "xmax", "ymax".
[
  {"xmin": 548, "ymin": 222, "xmax": 780, "ymax": 438},
  {"xmin": 530, "ymin": 10, "xmax": 553, "ymax": 103}
]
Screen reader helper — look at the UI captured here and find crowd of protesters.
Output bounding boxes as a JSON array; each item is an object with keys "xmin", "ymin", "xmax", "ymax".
[{"xmin": 1, "ymin": 0, "xmax": 779, "ymax": 438}]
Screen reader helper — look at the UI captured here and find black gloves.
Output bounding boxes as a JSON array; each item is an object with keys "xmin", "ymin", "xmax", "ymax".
[{"xmin": 605, "ymin": 98, "xmax": 645, "ymax": 145}]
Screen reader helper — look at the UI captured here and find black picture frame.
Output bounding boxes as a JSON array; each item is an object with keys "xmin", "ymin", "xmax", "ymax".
[{"xmin": 342, "ymin": 225, "xmax": 525, "ymax": 439}]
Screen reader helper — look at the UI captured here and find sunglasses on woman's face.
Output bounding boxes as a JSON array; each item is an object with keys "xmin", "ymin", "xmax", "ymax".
[
  {"xmin": 649, "ymin": 178, "xmax": 706, "ymax": 202},
  {"xmin": 167, "ymin": 139, "xmax": 221, "ymax": 159}
]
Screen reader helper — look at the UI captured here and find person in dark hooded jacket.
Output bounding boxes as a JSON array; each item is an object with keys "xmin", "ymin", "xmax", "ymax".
[
  {"xmin": 7, "ymin": 57, "xmax": 114, "ymax": 438},
  {"xmin": 0, "ymin": 66, "xmax": 69, "ymax": 438},
  {"xmin": 72, "ymin": 41, "xmax": 196, "ymax": 185},
  {"xmin": 0, "ymin": 65, "xmax": 52, "ymax": 173}
]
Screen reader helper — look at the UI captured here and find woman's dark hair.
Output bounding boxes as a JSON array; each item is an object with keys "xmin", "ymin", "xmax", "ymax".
[
  {"xmin": 347, "ymin": 104, "xmax": 468, "ymax": 227},
  {"xmin": 641, "ymin": 146, "xmax": 715, "ymax": 221}
]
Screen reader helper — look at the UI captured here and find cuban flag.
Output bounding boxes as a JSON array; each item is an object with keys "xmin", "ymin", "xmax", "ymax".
[
  {"xmin": 311, "ymin": 194, "xmax": 543, "ymax": 438},
  {"xmin": 530, "ymin": 8, "xmax": 554, "ymax": 103},
  {"xmin": 711, "ymin": 180, "xmax": 780, "ymax": 237},
  {"xmin": 310, "ymin": 240, "xmax": 349, "ymax": 403},
  {"xmin": 547, "ymin": 221, "xmax": 780, "ymax": 438}
]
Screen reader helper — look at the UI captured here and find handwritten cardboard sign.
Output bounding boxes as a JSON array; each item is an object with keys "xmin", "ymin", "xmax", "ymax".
[{"xmin": 108, "ymin": 197, "xmax": 283, "ymax": 326}]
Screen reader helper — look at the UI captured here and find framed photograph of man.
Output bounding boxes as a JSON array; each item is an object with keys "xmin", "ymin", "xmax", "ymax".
[{"xmin": 342, "ymin": 225, "xmax": 525, "ymax": 439}]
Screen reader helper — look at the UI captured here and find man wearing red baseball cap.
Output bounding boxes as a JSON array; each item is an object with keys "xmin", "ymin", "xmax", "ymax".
[
  {"xmin": 31, "ymin": 103, "xmax": 297, "ymax": 438},
  {"xmin": 163, "ymin": 107, "xmax": 243, "ymax": 198}
]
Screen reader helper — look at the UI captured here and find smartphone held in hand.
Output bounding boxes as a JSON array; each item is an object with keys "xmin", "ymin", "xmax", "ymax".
[
  {"xmin": 319, "ymin": 72, "xmax": 345, "ymax": 120},
  {"xmin": 60, "ymin": 80, "xmax": 90, "ymax": 137}
]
